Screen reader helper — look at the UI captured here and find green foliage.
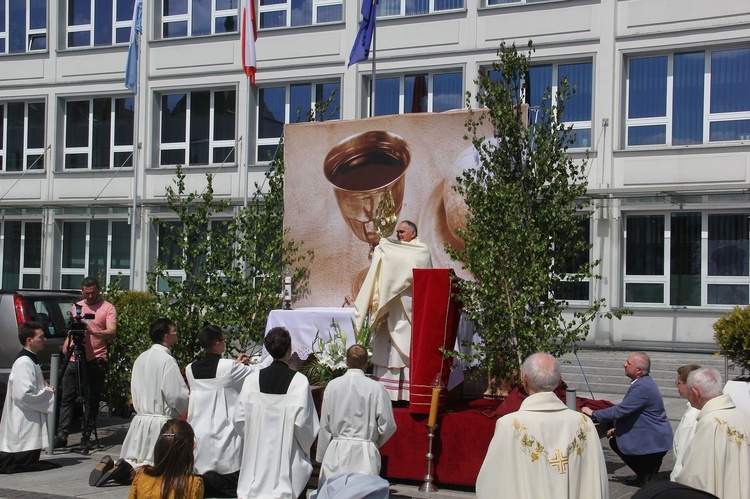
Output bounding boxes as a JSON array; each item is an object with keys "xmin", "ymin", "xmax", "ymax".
[
  {"xmin": 713, "ymin": 305, "xmax": 750, "ymax": 369},
  {"xmin": 448, "ymin": 42, "xmax": 628, "ymax": 384},
  {"xmin": 101, "ymin": 278, "xmax": 159, "ymax": 412}
]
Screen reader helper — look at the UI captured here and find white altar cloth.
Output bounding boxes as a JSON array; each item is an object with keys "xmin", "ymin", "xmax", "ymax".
[{"xmin": 265, "ymin": 307, "xmax": 356, "ymax": 360}]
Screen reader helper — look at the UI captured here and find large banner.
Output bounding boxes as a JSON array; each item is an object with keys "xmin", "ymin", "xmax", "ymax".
[{"xmin": 284, "ymin": 111, "xmax": 491, "ymax": 308}]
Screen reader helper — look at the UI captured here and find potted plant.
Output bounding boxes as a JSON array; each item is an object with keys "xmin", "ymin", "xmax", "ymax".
[{"xmin": 713, "ymin": 305, "xmax": 750, "ymax": 413}]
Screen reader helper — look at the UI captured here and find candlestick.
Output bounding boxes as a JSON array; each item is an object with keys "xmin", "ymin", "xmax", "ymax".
[
  {"xmin": 418, "ymin": 424, "xmax": 439, "ymax": 493},
  {"xmin": 427, "ymin": 386, "xmax": 441, "ymax": 426}
]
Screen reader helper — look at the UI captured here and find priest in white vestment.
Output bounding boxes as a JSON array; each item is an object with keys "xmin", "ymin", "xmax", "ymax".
[
  {"xmin": 0, "ymin": 322, "xmax": 59, "ymax": 473},
  {"xmin": 674, "ymin": 368, "xmax": 750, "ymax": 499},
  {"xmin": 354, "ymin": 220, "xmax": 432, "ymax": 401},
  {"xmin": 476, "ymin": 353, "xmax": 608, "ymax": 499},
  {"xmin": 186, "ymin": 324, "xmax": 272, "ymax": 495},
  {"xmin": 234, "ymin": 326, "xmax": 319, "ymax": 499},
  {"xmin": 316, "ymin": 344, "xmax": 396, "ymax": 487},
  {"xmin": 670, "ymin": 364, "xmax": 701, "ymax": 481},
  {"xmin": 119, "ymin": 318, "xmax": 189, "ymax": 474}
]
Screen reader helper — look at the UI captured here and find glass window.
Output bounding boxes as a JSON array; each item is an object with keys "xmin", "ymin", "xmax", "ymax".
[
  {"xmin": 67, "ymin": 0, "xmax": 136, "ymax": 48},
  {"xmin": 64, "ymin": 96, "xmax": 134, "ymax": 169},
  {"xmin": 556, "ymin": 217, "xmax": 591, "ymax": 302},
  {"xmin": 626, "ymin": 48, "xmax": 750, "ymax": 146},
  {"xmin": 0, "ymin": 0, "xmax": 47, "ymax": 54},
  {"xmin": 60, "ymin": 219, "xmax": 131, "ymax": 288},
  {"xmin": 370, "ymin": 71, "xmax": 463, "ymax": 117},
  {"xmin": 163, "ymin": 0, "xmax": 239, "ymax": 38},
  {"xmin": 0, "ymin": 101, "xmax": 46, "ymax": 172},
  {"xmin": 259, "ymin": 0, "xmax": 343, "ymax": 29},
  {"xmin": 159, "ymin": 89, "xmax": 236, "ymax": 167},
  {"xmin": 1, "ymin": 220, "xmax": 42, "ymax": 289},
  {"xmin": 487, "ymin": 0, "xmax": 555, "ymax": 4},
  {"xmin": 257, "ymin": 81, "xmax": 340, "ymax": 161},
  {"xmin": 376, "ymin": 0, "xmax": 462, "ymax": 18},
  {"xmin": 625, "ymin": 212, "xmax": 750, "ymax": 306}
]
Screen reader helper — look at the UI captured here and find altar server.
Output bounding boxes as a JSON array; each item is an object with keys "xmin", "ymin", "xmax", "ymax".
[
  {"xmin": 316, "ymin": 344, "xmax": 396, "ymax": 487},
  {"xmin": 119, "ymin": 318, "xmax": 189, "ymax": 474},
  {"xmin": 234, "ymin": 326, "xmax": 319, "ymax": 499},
  {"xmin": 476, "ymin": 353, "xmax": 608, "ymax": 499},
  {"xmin": 674, "ymin": 368, "xmax": 750, "ymax": 499},
  {"xmin": 0, "ymin": 322, "xmax": 59, "ymax": 473},
  {"xmin": 186, "ymin": 324, "xmax": 271, "ymax": 496}
]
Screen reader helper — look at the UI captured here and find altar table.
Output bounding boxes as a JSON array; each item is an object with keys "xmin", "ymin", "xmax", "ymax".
[{"xmin": 264, "ymin": 307, "xmax": 356, "ymax": 360}]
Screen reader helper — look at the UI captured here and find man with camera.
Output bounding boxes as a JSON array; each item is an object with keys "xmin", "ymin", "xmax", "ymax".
[{"xmin": 55, "ymin": 276, "xmax": 117, "ymax": 449}]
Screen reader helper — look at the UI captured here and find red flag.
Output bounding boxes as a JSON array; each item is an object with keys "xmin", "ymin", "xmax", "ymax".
[{"xmin": 241, "ymin": 0, "xmax": 257, "ymax": 85}]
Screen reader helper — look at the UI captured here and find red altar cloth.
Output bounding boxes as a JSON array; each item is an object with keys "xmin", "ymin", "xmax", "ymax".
[{"xmin": 409, "ymin": 268, "xmax": 461, "ymax": 414}]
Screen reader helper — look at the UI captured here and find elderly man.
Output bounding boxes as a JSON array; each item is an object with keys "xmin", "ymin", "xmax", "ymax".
[
  {"xmin": 316, "ymin": 344, "xmax": 396, "ymax": 487},
  {"xmin": 0, "ymin": 322, "xmax": 59, "ymax": 473},
  {"xmin": 476, "ymin": 353, "xmax": 608, "ymax": 499},
  {"xmin": 674, "ymin": 368, "xmax": 750, "ymax": 499},
  {"xmin": 110, "ymin": 318, "xmax": 189, "ymax": 484},
  {"xmin": 670, "ymin": 364, "xmax": 701, "ymax": 481},
  {"xmin": 234, "ymin": 327, "xmax": 319, "ymax": 499},
  {"xmin": 354, "ymin": 220, "xmax": 432, "ymax": 401},
  {"xmin": 582, "ymin": 352, "xmax": 672, "ymax": 487},
  {"xmin": 56, "ymin": 276, "xmax": 117, "ymax": 448},
  {"xmin": 186, "ymin": 324, "xmax": 271, "ymax": 497}
]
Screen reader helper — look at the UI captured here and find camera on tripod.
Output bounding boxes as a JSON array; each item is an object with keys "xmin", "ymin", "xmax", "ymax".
[{"xmin": 68, "ymin": 304, "xmax": 95, "ymax": 345}]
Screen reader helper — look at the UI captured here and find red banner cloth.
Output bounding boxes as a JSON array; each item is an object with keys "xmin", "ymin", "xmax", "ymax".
[{"xmin": 409, "ymin": 268, "xmax": 461, "ymax": 414}]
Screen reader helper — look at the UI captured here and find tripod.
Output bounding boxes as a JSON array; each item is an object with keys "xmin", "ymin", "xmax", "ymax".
[{"xmin": 59, "ymin": 332, "xmax": 100, "ymax": 455}]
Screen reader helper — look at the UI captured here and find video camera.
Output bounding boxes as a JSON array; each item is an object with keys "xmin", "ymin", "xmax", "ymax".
[{"xmin": 68, "ymin": 304, "xmax": 95, "ymax": 345}]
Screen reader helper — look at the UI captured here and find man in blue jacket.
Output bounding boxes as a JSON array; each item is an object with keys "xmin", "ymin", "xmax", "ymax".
[{"xmin": 582, "ymin": 352, "xmax": 672, "ymax": 486}]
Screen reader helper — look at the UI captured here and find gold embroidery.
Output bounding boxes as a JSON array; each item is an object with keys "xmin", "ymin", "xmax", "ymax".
[
  {"xmin": 510, "ymin": 415, "xmax": 593, "ymax": 475},
  {"xmin": 713, "ymin": 417, "xmax": 749, "ymax": 447}
]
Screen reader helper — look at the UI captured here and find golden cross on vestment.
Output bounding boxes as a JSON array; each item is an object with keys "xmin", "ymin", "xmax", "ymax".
[{"xmin": 548, "ymin": 449, "xmax": 569, "ymax": 474}]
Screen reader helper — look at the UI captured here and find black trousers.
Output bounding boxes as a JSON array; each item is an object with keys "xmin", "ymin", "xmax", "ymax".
[
  {"xmin": 57, "ymin": 359, "xmax": 105, "ymax": 439},
  {"xmin": 610, "ymin": 436, "xmax": 667, "ymax": 481},
  {"xmin": 0, "ymin": 449, "xmax": 61, "ymax": 474}
]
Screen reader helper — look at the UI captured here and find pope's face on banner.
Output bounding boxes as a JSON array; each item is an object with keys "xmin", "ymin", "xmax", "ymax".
[{"xmin": 396, "ymin": 222, "xmax": 416, "ymax": 242}]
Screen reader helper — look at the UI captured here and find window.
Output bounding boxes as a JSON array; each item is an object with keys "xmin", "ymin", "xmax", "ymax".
[
  {"xmin": 258, "ymin": 0, "xmax": 342, "ymax": 29},
  {"xmin": 369, "ymin": 71, "xmax": 463, "ymax": 117},
  {"xmin": 626, "ymin": 48, "xmax": 750, "ymax": 146},
  {"xmin": 60, "ymin": 220, "xmax": 131, "ymax": 289},
  {"xmin": 624, "ymin": 212, "xmax": 750, "ymax": 306},
  {"xmin": 377, "ymin": 0, "xmax": 463, "ymax": 17},
  {"xmin": 160, "ymin": 89, "xmax": 236, "ymax": 167},
  {"xmin": 163, "ymin": 0, "xmax": 239, "ymax": 38},
  {"xmin": 257, "ymin": 82, "xmax": 340, "ymax": 160},
  {"xmin": 0, "ymin": 0, "xmax": 46, "ymax": 54},
  {"xmin": 1, "ymin": 220, "xmax": 42, "ymax": 289},
  {"xmin": 556, "ymin": 217, "xmax": 591, "ymax": 302},
  {"xmin": 67, "ymin": 0, "xmax": 136, "ymax": 48},
  {"xmin": 486, "ymin": 0, "xmax": 554, "ymax": 5},
  {"xmin": 0, "ymin": 101, "xmax": 45, "ymax": 172},
  {"xmin": 64, "ymin": 96, "xmax": 134, "ymax": 169}
]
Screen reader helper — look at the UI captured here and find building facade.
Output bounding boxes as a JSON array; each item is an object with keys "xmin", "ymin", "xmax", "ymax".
[{"xmin": 1, "ymin": 0, "xmax": 748, "ymax": 350}]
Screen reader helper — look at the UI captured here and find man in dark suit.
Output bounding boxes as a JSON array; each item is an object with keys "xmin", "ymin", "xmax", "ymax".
[{"xmin": 582, "ymin": 352, "xmax": 672, "ymax": 486}]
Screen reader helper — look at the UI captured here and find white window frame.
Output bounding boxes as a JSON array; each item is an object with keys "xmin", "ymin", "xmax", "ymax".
[
  {"xmin": 59, "ymin": 219, "xmax": 131, "ymax": 288},
  {"xmin": 0, "ymin": 219, "xmax": 43, "ymax": 289},
  {"xmin": 625, "ymin": 49, "xmax": 750, "ymax": 148},
  {"xmin": 623, "ymin": 211, "xmax": 750, "ymax": 308},
  {"xmin": 66, "ymin": 0, "xmax": 133, "ymax": 48},
  {"xmin": 378, "ymin": 0, "xmax": 464, "ymax": 18},
  {"xmin": 0, "ymin": 1, "xmax": 47, "ymax": 54},
  {"xmin": 0, "ymin": 101, "xmax": 46, "ymax": 172},
  {"xmin": 258, "ymin": 0, "xmax": 343, "ymax": 29},
  {"xmin": 63, "ymin": 96, "xmax": 134, "ymax": 170},
  {"xmin": 366, "ymin": 70, "xmax": 464, "ymax": 117},
  {"xmin": 162, "ymin": 0, "xmax": 239, "ymax": 38}
]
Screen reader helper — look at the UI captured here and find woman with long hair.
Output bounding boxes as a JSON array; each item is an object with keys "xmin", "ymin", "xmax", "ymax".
[{"xmin": 128, "ymin": 419, "xmax": 204, "ymax": 498}]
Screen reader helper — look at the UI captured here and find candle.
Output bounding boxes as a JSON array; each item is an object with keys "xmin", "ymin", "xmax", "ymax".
[{"xmin": 427, "ymin": 386, "xmax": 441, "ymax": 427}]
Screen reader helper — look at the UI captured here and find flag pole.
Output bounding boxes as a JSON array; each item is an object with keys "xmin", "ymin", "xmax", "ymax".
[
  {"xmin": 369, "ymin": 0, "xmax": 376, "ymax": 117},
  {"xmin": 127, "ymin": 0, "xmax": 142, "ymax": 290}
]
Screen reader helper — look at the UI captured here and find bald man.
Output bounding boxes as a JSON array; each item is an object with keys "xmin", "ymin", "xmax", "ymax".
[
  {"xmin": 583, "ymin": 352, "xmax": 672, "ymax": 487},
  {"xmin": 477, "ymin": 353, "xmax": 608, "ymax": 499}
]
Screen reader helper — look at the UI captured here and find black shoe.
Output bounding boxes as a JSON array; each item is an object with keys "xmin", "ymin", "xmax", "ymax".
[{"xmin": 54, "ymin": 435, "xmax": 68, "ymax": 448}]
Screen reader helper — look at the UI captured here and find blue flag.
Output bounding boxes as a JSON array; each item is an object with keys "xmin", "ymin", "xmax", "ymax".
[
  {"xmin": 348, "ymin": 0, "xmax": 377, "ymax": 67},
  {"xmin": 125, "ymin": 0, "xmax": 142, "ymax": 94}
]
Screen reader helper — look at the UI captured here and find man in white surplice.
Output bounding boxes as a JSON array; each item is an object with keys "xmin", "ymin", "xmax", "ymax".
[
  {"xmin": 234, "ymin": 326, "xmax": 319, "ymax": 499},
  {"xmin": 316, "ymin": 344, "xmax": 396, "ymax": 487},
  {"xmin": 0, "ymin": 321, "xmax": 59, "ymax": 473},
  {"xmin": 119, "ymin": 318, "xmax": 189, "ymax": 475},
  {"xmin": 354, "ymin": 220, "xmax": 432, "ymax": 401},
  {"xmin": 186, "ymin": 324, "xmax": 271, "ymax": 496},
  {"xmin": 476, "ymin": 353, "xmax": 609, "ymax": 499},
  {"xmin": 674, "ymin": 368, "xmax": 750, "ymax": 499}
]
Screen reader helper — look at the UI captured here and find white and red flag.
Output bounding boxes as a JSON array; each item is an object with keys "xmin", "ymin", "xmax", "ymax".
[{"xmin": 241, "ymin": 0, "xmax": 257, "ymax": 85}]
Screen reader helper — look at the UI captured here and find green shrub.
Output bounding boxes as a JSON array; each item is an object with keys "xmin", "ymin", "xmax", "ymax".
[
  {"xmin": 102, "ymin": 284, "xmax": 160, "ymax": 414},
  {"xmin": 713, "ymin": 305, "xmax": 750, "ymax": 370}
]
